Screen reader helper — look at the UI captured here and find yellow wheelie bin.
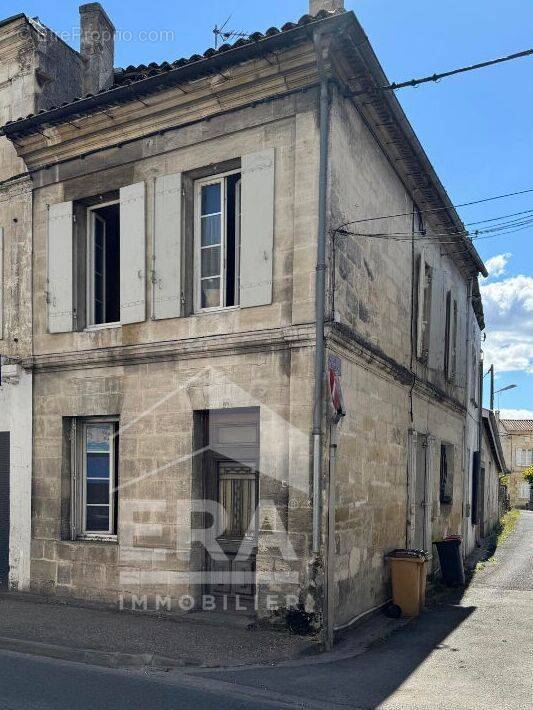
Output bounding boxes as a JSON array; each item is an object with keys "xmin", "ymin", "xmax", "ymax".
[{"xmin": 387, "ymin": 549, "xmax": 428, "ymax": 618}]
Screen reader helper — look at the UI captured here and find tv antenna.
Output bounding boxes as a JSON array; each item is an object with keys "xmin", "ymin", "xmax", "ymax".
[{"xmin": 213, "ymin": 15, "xmax": 249, "ymax": 49}]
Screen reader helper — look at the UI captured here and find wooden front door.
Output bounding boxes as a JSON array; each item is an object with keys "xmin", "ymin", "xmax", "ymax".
[{"xmin": 204, "ymin": 409, "xmax": 259, "ymax": 600}]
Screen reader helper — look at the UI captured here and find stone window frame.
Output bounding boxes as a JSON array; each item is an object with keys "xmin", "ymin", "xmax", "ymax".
[
  {"xmin": 69, "ymin": 416, "xmax": 120, "ymax": 542},
  {"xmin": 193, "ymin": 168, "xmax": 242, "ymax": 314}
]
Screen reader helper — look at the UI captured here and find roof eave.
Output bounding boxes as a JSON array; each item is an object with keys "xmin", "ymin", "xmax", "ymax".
[{"xmin": 0, "ymin": 12, "xmax": 351, "ymax": 139}]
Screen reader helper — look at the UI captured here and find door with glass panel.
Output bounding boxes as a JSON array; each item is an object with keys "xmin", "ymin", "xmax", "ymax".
[{"xmin": 204, "ymin": 409, "xmax": 259, "ymax": 599}]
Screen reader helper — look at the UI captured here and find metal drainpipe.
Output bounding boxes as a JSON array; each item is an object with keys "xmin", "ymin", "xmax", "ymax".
[{"xmin": 312, "ymin": 31, "xmax": 331, "ymax": 555}]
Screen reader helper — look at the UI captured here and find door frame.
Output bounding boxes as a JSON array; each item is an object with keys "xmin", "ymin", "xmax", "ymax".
[
  {"xmin": 407, "ymin": 430, "xmax": 435, "ymax": 557},
  {"xmin": 0, "ymin": 432, "xmax": 10, "ymax": 587},
  {"xmin": 200, "ymin": 408, "xmax": 260, "ymax": 601}
]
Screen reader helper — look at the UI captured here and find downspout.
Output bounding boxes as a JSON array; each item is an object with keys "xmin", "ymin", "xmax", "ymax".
[{"xmin": 312, "ymin": 30, "xmax": 331, "ymax": 555}]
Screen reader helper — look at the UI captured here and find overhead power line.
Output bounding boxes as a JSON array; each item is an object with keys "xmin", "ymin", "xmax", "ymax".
[
  {"xmin": 335, "ymin": 186, "xmax": 533, "ymax": 231},
  {"xmin": 348, "ymin": 48, "xmax": 533, "ymax": 96}
]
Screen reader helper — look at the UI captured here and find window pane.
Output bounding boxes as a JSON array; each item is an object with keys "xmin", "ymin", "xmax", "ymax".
[
  {"xmin": 87, "ymin": 453, "xmax": 110, "ymax": 479},
  {"xmin": 86, "ymin": 505, "xmax": 110, "ymax": 532},
  {"xmin": 201, "ymin": 246, "xmax": 221, "ymax": 278},
  {"xmin": 87, "ymin": 479, "xmax": 110, "ymax": 504},
  {"xmin": 201, "ymin": 277, "xmax": 221, "ymax": 308},
  {"xmin": 86, "ymin": 425, "xmax": 111, "ymax": 453},
  {"xmin": 201, "ymin": 183, "xmax": 221, "ymax": 215},
  {"xmin": 201, "ymin": 214, "xmax": 221, "ymax": 247},
  {"xmin": 218, "ymin": 475, "xmax": 255, "ymax": 538}
]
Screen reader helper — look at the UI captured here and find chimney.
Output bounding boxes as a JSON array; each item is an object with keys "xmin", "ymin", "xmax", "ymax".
[
  {"xmin": 79, "ymin": 3, "xmax": 115, "ymax": 95},
  {"xmin": 309, "ymin": 0, "xmax": 345, "ymax": 15}
]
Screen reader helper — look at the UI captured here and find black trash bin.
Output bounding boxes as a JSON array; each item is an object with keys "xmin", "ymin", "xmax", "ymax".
[{"xmin": 435, "ymin": 536, "xmax": 465, "ymax": 587}]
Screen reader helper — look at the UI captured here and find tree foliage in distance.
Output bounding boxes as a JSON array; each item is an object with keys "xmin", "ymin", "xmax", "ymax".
[{"xmin": 523, "ymin": 466, "xmax": 533, "ymax": 485}]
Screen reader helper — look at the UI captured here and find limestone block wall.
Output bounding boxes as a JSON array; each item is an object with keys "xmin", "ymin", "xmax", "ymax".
[
  {"xmin": 31, "ymin": 92, "xmax": 320, "ymax": 359},
  {"xmin": 30, "ymin": 347, "xmax": 315, "ymax": 610},
  {"xmin": 501, "ymin": 430, "xmax": 533, "ymax": 508},
  {"xmin": 328, "ymin": 88, "xmax": 472, "ymax": 405},
  {"xmin": 329, "ymin": 345, "xmax": 467, "ymax": 627}
]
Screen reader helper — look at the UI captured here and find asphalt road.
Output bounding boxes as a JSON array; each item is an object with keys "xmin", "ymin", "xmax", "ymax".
[
  {"xmin": 0, "ymin": 512, "xmax": 531, "ymax": 709},
  {"xmin": 0, "ymin": 650, "xmax": 298, "ymax": 710}
]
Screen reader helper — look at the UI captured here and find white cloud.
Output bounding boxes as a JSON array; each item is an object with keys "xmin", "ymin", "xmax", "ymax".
[
  {"xmin": 499, "ymin": 409, "xmax": 533, "ymax": 420},
  {"xmin": 480, "ymin": 275, "xmax": 533, "ymax": 374},
  {"xmin": 484, "ymin": 252, "xmax": 511, "ymax": 279}
]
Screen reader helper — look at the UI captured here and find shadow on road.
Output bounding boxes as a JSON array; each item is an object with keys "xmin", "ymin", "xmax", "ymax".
[{"xmin": 201, "ymin": 602, "xmax": 476, "ymax": 708}]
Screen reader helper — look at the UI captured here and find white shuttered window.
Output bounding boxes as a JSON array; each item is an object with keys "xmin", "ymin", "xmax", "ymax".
[
  {"xmin": 153, "ymin": 173, "xmax": 182, "ymax": 320},
  {"xmin": 120, "ymin": 182, "xmax": 146, "ymax": 325},
  {"xmin": 47, "ymin": 201, "xmax": 74, "ymax": 333}
]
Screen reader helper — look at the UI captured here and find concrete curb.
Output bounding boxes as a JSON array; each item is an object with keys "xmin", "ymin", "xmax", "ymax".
[{"xmin": 0, "ymin": 636, "xmax": 188, "ymax": 670}]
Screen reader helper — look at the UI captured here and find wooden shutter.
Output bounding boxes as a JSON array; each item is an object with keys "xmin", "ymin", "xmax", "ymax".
[
  {"xmin": 416, "ymin": 255, "xmax": 425, "ymax": 360},
  {"xmin": 48, "ymin": 201, "xmax": 74, "ymax": 333},
  {"xmin": 153, "ymin": 173, "xmax": 182, "ymax": 320},
  {"xmin": 451, "ymin": 298, "xmax": 458, "ymax": 380},
  {"xmin": 120, "ymin": 182, "xmax": 146, "ymax": 325},
  {"xmin": 0, "ymin": 227, "xmax": 3, "ymax": 339},
  {"xmin": 240, "ymin": 148, "xmax": 275, "ymax": 308}
]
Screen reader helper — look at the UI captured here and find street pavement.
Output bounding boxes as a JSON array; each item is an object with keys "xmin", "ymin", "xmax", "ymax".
[{"xmin": 0, "ymin": 511, "xmax": 531, "ymax": 708}]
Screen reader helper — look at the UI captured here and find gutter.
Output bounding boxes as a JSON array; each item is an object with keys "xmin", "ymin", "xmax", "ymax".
[{"xmin": 312, "ymin": 30, "xmax": 331, "ymax": 556}]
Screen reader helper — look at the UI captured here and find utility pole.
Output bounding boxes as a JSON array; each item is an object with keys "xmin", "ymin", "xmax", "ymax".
[{"xmin": 489, "ymin": 365, "xmax": 495, "ymax": 410}]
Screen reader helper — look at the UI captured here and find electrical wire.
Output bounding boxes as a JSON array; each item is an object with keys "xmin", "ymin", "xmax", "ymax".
[
  {"xmin": 348, "ymin": 48, "xmax": 533, "ymax": 96},
  {"xmin": 335, "ymin": 186, "xmax": 533, "ymax": 231}
]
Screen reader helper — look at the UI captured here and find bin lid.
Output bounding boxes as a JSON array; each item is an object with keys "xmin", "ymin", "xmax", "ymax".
[{"xmin": 387, "ymin": 548, "xmax": 429, "ymax": 560}]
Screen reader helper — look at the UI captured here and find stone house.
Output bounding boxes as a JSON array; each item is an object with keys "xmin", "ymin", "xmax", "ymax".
[
  {"xmin": 1, "ymin": 1, "xmax": 488, "ymax": 634},
  {"xmin": 499, "ymin": 419, "xmax": 533, "ymax": 509},
  {"xmin": 0, "ymin": 12, "xmax": 81, "ymax": 588},
  {"xmin": 479, "ymin": 409, "xmax": 508, "ymax": 537}
]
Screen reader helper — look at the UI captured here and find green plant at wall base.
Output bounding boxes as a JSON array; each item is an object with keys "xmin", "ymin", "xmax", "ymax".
[
  {"xmin": 522, "ymin": 466, "xmax": 533, "ymax": 485},
  {"xmin": 499, "ymin": 474, "xmax": 510, "ymax": 487},
  {"xmin": 497, "ymin": 509, "xmax": 520, "ymax": 545}
]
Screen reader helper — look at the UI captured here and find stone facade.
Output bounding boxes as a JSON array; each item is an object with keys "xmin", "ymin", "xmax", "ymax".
[
  {"xmin": 2, "ymin": 6, "xmax": 488, "ymax": 630},
  {"xmin": 0, "ymin": 13, "xmax": 80, "ymax": 588},
  {"xmin": 499, "ymin": 420, "xmax": 533, "ymax": 509}
]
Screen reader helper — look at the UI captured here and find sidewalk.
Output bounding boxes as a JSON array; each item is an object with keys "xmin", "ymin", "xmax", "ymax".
[{"xmin": 0, "ymin": 591, "xmax": 321, "ymax": 670}]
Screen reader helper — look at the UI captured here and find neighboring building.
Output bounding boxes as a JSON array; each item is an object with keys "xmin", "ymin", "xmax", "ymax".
[
  {"xmin": 0, "ymin": 13, "xmax": 81, "ymax": 589},
  {"xmin": 479, "ymin": 409, "xmax": 508, "ymax": 537},
  {"xmin": 1, "ymin": 1, "xmax": 488, "ymax": 632},
  {"xmin": 499, "ymin": 419, "xmax": 533, "ymax": 509}
]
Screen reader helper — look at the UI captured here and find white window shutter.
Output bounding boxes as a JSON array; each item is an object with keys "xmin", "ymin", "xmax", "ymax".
[
  {"xmin": 120, "ymin": 182, "xmax": 146, "ymax": 324},
  {"xmin": 0, "ymin": 226, "xmax": 4, "ymax": 339},
  {"xmin": 47, "ymin": 201, "xmax": 74, "ymax": 333},
  {"xmin": 240, "ymin": 148, "xmax": 275, "ymax": 308},
  {"xmin": 516, "ymin": 448, "xmax": 523, "ymax": 466},
  {"xmin": 153, "ymin": 173, "xmax": 182, "ymax": 320}
]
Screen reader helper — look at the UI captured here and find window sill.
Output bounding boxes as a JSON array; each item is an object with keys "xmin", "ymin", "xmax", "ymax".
[
  {"xmin": 194, "ymin": 306, "xmax": 240, "ymax": 316},
  {"xmin": 73, "ymin": 535, "xmax": 118, "ymax": 544},
  {"xmin": 84, "ymin": 322, "xmax": 121, "ymax": 332}
]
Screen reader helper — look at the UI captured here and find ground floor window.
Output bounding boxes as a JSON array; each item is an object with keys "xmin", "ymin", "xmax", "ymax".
[{"xmin": 71, "ymin": 418, "xmax": 119, "ymax": 538}]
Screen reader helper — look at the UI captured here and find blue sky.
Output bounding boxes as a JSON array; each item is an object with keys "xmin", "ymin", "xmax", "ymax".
[{"xmin": 3, "ymin": 0, "xmax": 532, "ymax": 416}]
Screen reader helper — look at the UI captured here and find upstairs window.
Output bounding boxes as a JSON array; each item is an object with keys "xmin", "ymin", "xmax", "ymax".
[
  {"xmin": 87, "ymin": 202, "xmax": 120, "ymax": 326},
  {"xmin": 445, "ymin": 291, "xmax": 458, "ymax": 381},
  {"xmin": 516, "ymin": 448, "xmax": 533, "ymax": 467},
  {"xmin": 439, "ymin": 443, "xmax": 454, "ymax": 504},
  {"xmin": 416, "ymin": 256, "xmax": 433, "ymax": 363},
  {"xmin": 195, "ymin": 172, "xmax": 241, "ymax": 311}
]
